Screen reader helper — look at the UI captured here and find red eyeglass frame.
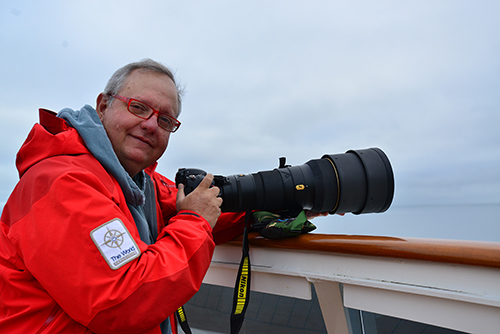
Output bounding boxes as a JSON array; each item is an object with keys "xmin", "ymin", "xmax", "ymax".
[{"xmin": 109, "ymin": 94, "xmax": 181, "ymax": 132}]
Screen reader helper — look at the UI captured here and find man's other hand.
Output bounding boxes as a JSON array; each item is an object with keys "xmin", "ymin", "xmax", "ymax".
[{"xmin": 176, "ymin": 173, "xmax": 222, "ymax": 228}]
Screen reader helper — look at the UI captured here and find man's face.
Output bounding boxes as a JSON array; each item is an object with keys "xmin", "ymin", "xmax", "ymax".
[{"xmin": 97, "ymin": 70, "xmax": 178, "ymax": 176}]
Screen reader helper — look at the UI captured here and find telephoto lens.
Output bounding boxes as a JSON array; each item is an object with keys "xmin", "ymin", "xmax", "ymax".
[{"xmin": 176, "ymin": 148, "xmax": 394, "ymax": 216}]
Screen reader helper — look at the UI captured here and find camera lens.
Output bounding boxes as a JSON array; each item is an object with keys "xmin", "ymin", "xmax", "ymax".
[{"xmin": 214, "ymin": 147, "xmax": 394, "ymax": 215}]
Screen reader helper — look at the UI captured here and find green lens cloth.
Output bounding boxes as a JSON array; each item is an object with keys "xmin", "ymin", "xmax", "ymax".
[{"xmin": 251, "ymin": 211, "xmax": 316, "ymax": 239}]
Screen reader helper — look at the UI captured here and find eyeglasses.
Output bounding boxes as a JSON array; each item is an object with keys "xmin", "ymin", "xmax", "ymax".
[{"xmin": 108, "ymin": 94, "xmax": 181, "ymax": 133}]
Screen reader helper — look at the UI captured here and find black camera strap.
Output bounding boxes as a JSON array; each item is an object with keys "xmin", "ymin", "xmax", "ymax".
[
  {"xmin": 176, "ymin": 211, "xmax": 252, "ymax": 334},
  {"xmin": 230, "ymin": 210, "xmax": 252, "ymax": 334},
  {"xmin": 175, "ymin": 305, "xmax": 192, "ymax": 334}
]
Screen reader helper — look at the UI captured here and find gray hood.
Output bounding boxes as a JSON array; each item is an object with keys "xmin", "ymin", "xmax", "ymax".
[{"xmin": 58, "ymin": 105, "xmax": 157, "ymax": 244}]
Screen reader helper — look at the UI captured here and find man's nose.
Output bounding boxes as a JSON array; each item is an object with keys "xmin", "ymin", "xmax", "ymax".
[{"xmin": 140, "ymin": 113, "xmax": 160, "ymax": 132}]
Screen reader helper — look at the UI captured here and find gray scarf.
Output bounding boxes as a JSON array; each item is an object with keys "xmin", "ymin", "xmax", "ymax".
[{"xmin": 58, "ymin": 105, "xmax": 157, "ymax": 244}]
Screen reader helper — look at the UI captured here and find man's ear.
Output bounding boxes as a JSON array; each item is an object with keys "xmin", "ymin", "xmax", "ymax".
[{"xmin": 96, "ymin": 93, "xmax": 108, "ymax": 120}]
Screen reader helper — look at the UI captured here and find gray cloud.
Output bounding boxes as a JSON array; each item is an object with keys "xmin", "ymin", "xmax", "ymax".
[{"xmin": 1, "ymin": 1, "xmax": 499, "ymax": 238}]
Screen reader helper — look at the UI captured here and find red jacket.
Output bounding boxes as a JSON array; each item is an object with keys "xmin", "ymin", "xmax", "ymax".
[{"xmin": 0, "ymin": 110, "xmax": 245, "ymax": 333}]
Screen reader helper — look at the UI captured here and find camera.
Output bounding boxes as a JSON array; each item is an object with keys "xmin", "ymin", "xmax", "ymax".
[{"xmin": 175, "ymin": 148, "xmax": 394, "ymax": 216}]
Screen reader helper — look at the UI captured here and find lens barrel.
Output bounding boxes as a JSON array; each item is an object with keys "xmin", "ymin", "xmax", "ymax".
[
  {"xmin": 210, "ymin": 147, "xmax": 394, "ymax": 215},
  {"xmin": 321, "ymin": 148, "xmax": 394, "ymax": 214}
]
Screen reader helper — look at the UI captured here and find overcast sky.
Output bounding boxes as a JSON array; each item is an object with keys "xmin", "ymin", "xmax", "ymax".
[{"xmin": 1, "ymin": 1, "xmax": 499, "ymax": 239}]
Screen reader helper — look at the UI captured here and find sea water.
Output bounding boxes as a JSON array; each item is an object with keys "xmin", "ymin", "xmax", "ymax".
[{"xmin": 312, "ymin": 204, "xmax": 500, "ymax": 242}]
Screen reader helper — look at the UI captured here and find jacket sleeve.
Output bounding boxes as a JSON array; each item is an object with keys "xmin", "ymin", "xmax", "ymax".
[{"xmin": 8, "ymin": 158, "xmax": 215, "ymax": 334}]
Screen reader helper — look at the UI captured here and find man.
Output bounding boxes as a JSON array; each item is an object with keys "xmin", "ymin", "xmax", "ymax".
[{"xmin": 0, "ymin": 59, "xmax": 246, "ymax": 333}]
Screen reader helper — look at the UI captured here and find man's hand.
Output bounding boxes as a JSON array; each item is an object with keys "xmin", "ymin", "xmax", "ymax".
[
  {"xmin": 304, "ymin": 211, "xmax": 344, "ymax": 220},
  {"xmin": 176, "ymin": 173, "xmax": 222, "ymax": 228}
]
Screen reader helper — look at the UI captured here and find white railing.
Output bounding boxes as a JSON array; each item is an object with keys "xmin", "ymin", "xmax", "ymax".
[{"xmin": 203, "ymin": 233, "xmax": 500, "ymax": 334}]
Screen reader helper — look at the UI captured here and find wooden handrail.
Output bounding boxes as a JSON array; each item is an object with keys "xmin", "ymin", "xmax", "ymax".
[{"xmin": 227, "ymin": 232, "xmax": 500, "ymax": 269}]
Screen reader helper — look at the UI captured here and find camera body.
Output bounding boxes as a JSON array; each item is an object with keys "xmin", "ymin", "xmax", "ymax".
[
  {"xmin": 175, "ymin": 168, "xmax": 213, "ymax": 195},
  {"xmin": 175, "ymin": 148, "xmax": 395, "ymax": 216}
]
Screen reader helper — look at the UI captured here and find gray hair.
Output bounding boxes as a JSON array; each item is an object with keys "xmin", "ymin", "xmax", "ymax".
[{"xmin": 104, "ymin": 58, "xmax": 184, "ymax": 116}]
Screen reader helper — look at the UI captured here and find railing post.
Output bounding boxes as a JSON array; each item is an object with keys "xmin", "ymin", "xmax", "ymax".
[{"xmin": 313, "ymin": 281, "xmax": 350, "ymax": 334}]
